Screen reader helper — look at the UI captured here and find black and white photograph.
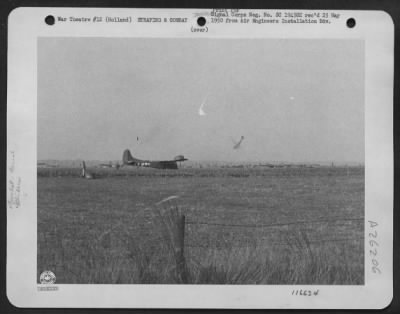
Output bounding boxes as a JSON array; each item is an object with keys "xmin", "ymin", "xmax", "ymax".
[
  {"xmin": 6, "ymin": 8, "xmax": 393, "ymax": 309},
  {"xmin": 37, "ymin": 37, "xmax": 365, "ymax": 285}
]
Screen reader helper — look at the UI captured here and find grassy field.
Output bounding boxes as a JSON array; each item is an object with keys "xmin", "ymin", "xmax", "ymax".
[{"xmin": 38, "ymin": 166, "xmax": 364, "ymax": 284}]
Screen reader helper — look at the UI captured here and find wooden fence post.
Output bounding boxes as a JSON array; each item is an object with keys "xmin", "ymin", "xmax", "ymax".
[{"xmin": 175, "ymin": 214, "xmax": 188, "ymax": 283}]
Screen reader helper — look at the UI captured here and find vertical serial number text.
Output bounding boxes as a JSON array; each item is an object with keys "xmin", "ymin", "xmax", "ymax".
[{"xmin": 368, "ymin": 220, "xmax": 381, "ymax": 274}]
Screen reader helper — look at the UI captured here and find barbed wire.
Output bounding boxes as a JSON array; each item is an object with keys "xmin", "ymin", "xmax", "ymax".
[
  {"xmin": 185, "ymin": 217, "xmax": 363, "ymax": 229},
  {"xmin": 185, "ymin": 236, "xmax": 364, "ymax": 249}
]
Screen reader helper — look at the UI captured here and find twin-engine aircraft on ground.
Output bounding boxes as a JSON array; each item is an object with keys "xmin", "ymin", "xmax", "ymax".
[{"xmin": 122, "ymin": 149, "xmax": 188, "ymax": 169}]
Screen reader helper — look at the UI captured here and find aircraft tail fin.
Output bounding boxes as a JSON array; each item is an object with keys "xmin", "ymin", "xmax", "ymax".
[
  {"xmin": 123, "ymin": 149, "xmax": 141, "ymax": 164},
  {"xmin": 81, "ymin": 160, "xmax": 86, "ymax": 177}
]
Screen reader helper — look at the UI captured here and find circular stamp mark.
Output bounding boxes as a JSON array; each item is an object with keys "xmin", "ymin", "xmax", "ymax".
[{"xmin": 40, "ymin": 270, "xmax": 56, "ymax": 284}]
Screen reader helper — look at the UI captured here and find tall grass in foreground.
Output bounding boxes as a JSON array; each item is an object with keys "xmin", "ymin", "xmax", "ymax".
[{"xmin": 38, "ymin": 203, "xmax": 363, "ymax": 285}]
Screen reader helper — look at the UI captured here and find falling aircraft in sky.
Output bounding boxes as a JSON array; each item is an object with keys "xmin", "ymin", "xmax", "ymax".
[{"xmin": 233, "ymin": 136, "xmax": 245, "ymax": 149}]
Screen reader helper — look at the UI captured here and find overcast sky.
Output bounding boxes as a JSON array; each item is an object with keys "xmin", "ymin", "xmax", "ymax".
[{"xmin": 38, "ymin": 38, "xmax": 364, "ymax": 163}]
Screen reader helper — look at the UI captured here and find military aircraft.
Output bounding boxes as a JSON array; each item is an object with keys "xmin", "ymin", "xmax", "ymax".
[
  {"xmin": 122, "ymin": 149, "xmax": 188, "ymax": 169},
  {"xmin": 233, "ymin": 136, "xmax": 245, "ymax": 149}
]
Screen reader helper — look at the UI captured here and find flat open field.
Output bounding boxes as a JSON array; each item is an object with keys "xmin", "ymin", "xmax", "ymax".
[{"xmin": 38, "ymin": 166, "xmax": 364, "ymax": 284}]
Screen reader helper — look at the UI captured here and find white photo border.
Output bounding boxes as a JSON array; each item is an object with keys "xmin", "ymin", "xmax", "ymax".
[{"xmin": 7, "ymin": 7, "xmax": 394, "ymax": 309}]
